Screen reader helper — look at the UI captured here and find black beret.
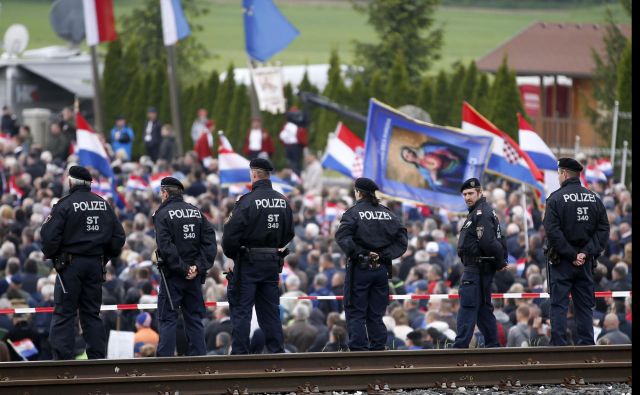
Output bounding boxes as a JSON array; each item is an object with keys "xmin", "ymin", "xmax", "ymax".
[
  {"xmin": 68, "ymin": 165, "xmax": 92, "ymax": 182},
  {"xmin": 460, "ymin": 177, "xmax": 481, "ymax": 192},
  {"xmin": 160, "ymin": 176, "xmax": 184, "ymax": 190},
  {"xmin": 354, "ymin": 177, "xmax": 379, "ymax": 193},
  {"xmin": 249, "ymin": 158, "xmax": 274, "ymax": 171},
  {"xmin": 557, "ymin": 157, "xmax": 583, "ymax": 172}
]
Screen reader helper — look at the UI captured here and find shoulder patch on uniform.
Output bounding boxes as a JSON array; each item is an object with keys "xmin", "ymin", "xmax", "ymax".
[
  {"xmin": 43, "ymin": 214, "xmax": 52, "ymax": 224},
  {"xmin": 224, "ymin": 212, "xmax": 233, "ymax": 225},
  {"xmin": 476, "ymin": 226, "xmax": 484, "ymax": 239},
  {"xmin": 462, "ymin": 220, "xmax": 472, "ymax": 229},
  {"xmin": 476, "ymin": 209, "xmax": 482, "ymax": 216}
]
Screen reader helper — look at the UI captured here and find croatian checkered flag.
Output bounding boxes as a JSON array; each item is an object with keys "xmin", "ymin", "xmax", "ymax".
[
  {"xmin": 351, "ymin": 147, "xmax": 364, "ymax": 178},
  {"xmin": 503, "ymin": 139, "xmax": 521, "ymax": 164}
]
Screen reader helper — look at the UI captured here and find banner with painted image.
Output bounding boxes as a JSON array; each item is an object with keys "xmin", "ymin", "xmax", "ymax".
[
  {"xmin": 250, "ymin": 65, "xmax": 286, "ymax": 114},
  {"xmin": 362, "ymin": 99, "xmax": 494, "ymax": 213}
]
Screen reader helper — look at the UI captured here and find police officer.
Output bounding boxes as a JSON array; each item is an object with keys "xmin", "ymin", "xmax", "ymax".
[
  {"xmin": 41, "ymin": 165, "xmax": 125, "ymax": 360},
  {"xmin": 222, "ymin": 158, "xmax": 294, "ymax": 354},
  {"xmin": 335, "ymin": 178, "xmax": 408, "ymax": 351},
  {"xmin": 453, "ymin": 178, "xmax": 507, "ymax": 348},
  {"xmin": 153, "ymin": 177, "xmax": 217, "ymax": 356},
  {"xmin": 543, "ymin": 158, "xmax": 609, "ymax": 346}
]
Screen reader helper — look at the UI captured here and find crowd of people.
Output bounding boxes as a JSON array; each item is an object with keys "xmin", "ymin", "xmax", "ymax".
[{"xmin": 0, "ymin": 105, "xmax": 632, "ymax": 361}]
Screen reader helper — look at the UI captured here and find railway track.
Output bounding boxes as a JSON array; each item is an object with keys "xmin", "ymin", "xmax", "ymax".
[{"xmin": 0, "ymin": 345, "xmax": 631, "ymax": 394}]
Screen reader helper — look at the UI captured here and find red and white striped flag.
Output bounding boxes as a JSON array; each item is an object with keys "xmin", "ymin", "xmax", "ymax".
[{"xmin": 82, "ymin": 0, "xmax": 118, "ymax": 46}]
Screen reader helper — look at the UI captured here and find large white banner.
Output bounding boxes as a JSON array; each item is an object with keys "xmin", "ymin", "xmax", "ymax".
[{"xmin": 250, "ymin": 65, "xmax": 286, "ymax": 114}]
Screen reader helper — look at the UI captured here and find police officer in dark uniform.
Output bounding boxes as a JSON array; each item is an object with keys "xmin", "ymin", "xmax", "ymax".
[
  {"xmin": 543, "ymin": 158, "xmax": 609, "ymax": 346},
  {"xmin": 41, "ymin": 165, "xmax": 125, "ymax": 360},
  {"xmin": 453, "ymin": 178, "xmax": 507, "ymax": 348},
  {"xmin": 222, "ymin": 158, "xmax": 294, "ymax": 354},
  {"xmin": 153, "ymin": 177, "xmax": 217, "ymax": 356},
  {"xmin": 335, "ymin": 178, "xmax": 408, "ymax": 351}
]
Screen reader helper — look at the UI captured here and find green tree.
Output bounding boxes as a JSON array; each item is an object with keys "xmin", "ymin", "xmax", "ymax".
[
  {"xmin": 369, "ymin": 70, "xmax": 387, "ymax": 103},
  {"xmin": 313, "ymin": 51, "xmax": 349, "ymax": 149},
  {"xmin": 448, "ymin": 62, "xmax": 467, "ymax": 126},
  {"xmin": 102, "ymin": 39, "xmax": 126, "ymax": 134},
  {"xmin": 461, "ymin": 61, "xmax": 478, "ymax": 103},
  {"xmin": 430, "ymin": 70, "xmax": 450, "ymax": 125},
  {"xmin": 472, "ymin": 72, "xmax": 491, "ymax": 114},
  {"xmin": 212, "ymin": 64, "xmax": 236, "ymax": 132},
  {"xmin": 615, "ymin": 39, "xmax": 631, "ymax": 181},
  {"xmin": 384, "ymin": 52, "xmax": 415, "ymax": 108},
  {"xmin": 353, "ymin": 0, "xmax": 443, "ymax": 80},
  {"xmin": 344, "ymin": 73, "xmax": 369, "ymax": 138},
  {"xmin": 205, "ymin": 70, "xmax": 220, "ymax": 115},
  {"xmin": 122, "ymin": 71, "xmax": 145, "ymax": 159},
  {"xmin": 226, "ymin": 85, "xmax": 250, "ymax": 150},
  {"xmin": 487, "ymin": 56, "xmax": 524, "ymax": 140},
  {"xmin": 586, "ymin": 8, "xmax": 629, "ymax": 140},
  {"xmin": 417, "ymin": 76, "xmax": 433, "ymax": 116}
]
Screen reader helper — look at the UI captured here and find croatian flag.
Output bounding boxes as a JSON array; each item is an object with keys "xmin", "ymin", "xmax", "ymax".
[
  {"xmin": 518, "ymin": 113, "xmax": 559, "ymax": 196},
  {"xmin": 8, "ymin": 338, "xmax": 38, "ymax": 360},
  {"xmin": 82, "ymin": 0, "xmax": 117, "ymax": 46},
  {"xmin": 150, "ymin": 172, "xmax": 172, "ymax": 193},
  {"xmin": 160, "ymin": 0, "xmax": 191, "ymax": 46},
  {"xmin": 271, "ymin": 176, "xmax": 294, "ymax": 195},
  {"xmin": 126, "ymin": 175, "xmax": 150, "ymax": 192},
  {"xmin": 321, "ymin": 122, "xmax": 365, "ymax": 178},
  {"xmin": 597, "ymin": 158, "xmax": 613, "ymax": 177},
  {"xmin": 462, "ymin": 102, "xmax": 545, "ymax": 203},
  {"xmin": 585, "ymin": 164, "xmax": 607, "ymax": 183},
  {"xmin": 76, "ymin": 113, "xmax": 113, "ymax": 178},
  {"xmin": 92, "ymin": 177, "xmax": 113, "ymax": 199},
  {"xmin": 218, "ymin": 133, "xmax": 251, "ymax": 186},
  {"xmin": 323, "ymin": 201, "xmax": 343, "ymax": 223}
]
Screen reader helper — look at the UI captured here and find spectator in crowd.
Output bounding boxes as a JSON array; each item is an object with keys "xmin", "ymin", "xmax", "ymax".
[
  {"xmin": 59, "ymin": 106, "xmax": 76, "ymax": 143},
  {"xmin": 46, "ymin": 123, "xmax": 70, "ymax": 163},
  {"xmin": 204, "ymin": 306, "xmax": 232, "ymax": 353},
  {"xmin": 507, "ymin": 304, "xmax": 530, "ymax": 347},
  {"xmin": 134, "ymin": 312, "xmax": 159, "ymax": 356},
  {"xmin": 301, "ymin": 152, "xmax": 323, "ymax": 195},
  {"xmin": 243, "ymin": 117, "xmax": 274, "ymax": 160},
  {"xmin": 597, "ymin": 313, "xmax": 631, "ymax": 345},
  {"xmin": 110, "ymin": 116, "xmax": 134, "ymax": 160},
  {"xmin": 284, "ymin": 303, "xmax": 318, "ymax": 353},
  {"xmin": 1, "ymin": 105, "xmax": 19, "ymax": 136},
  {"xmin": 279, "ymin": 106, "xmax": 308, "ymax": 173},
  {"xmin": 607, "ymin": 262, "xmax": 631, "ymax": 291},
  {"xmin": 143, "ymin": 107, "xmax": 162, "ymax": 161},
  {"xmin": 322, "ymin": 324, "xmax": 348, "ymax": 352},
  {"xmin": 190, "ymin": 108, "xmax": 209, "ymax": 146}
]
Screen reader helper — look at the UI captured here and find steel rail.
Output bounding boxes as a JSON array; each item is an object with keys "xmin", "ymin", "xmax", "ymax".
[
  {"xmin": 0, "ymin": 345, "xmax": 630, "ymax": 382},
  {"xmin": 0, "ymin": 362, "xmax": 631, "ymax": 395}
]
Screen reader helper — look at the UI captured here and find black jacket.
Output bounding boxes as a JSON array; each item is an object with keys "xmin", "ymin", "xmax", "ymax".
[
  {"xmin": 335, "ymin": 199, "xmax": 408, "ymax": 262},
  {"xmin": 542, "ymin": 177, "xmax": 609, "ymax": 263},
  {"xmin": 222, "ymin": 179, "xmax": 294, "ymax": 259},
  {"xmin": 41, "ymin": 185, "xmax": 125, "ymax": 258},
  {"xmin": 457, "ymin": 197, "xmax": 507, "ymax": 270},
  {"xmin": 153, "ymin": 195, "xmax": 217, "ymax": 278}
]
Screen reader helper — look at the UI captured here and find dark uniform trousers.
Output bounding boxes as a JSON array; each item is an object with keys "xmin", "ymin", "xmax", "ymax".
[
  {"xmin": 228, "ymin": 255, "xmax": 283, "ymax": 354},
  {"xmin": 550, "ymin": 262, "xmax": 595, "ymax": 346},
  {"xmin": 156, "ymin": 275, "xmax": 206, "ymax": 357},
  {"xmin": 453, "ymin": 266, "xmax": 499, "ymax": 349},
  {"xmin": 50, "ymin": 256, "xmax": 105, "ymax": 360},
  {"xmin": 344, "ymin": 264, "xmax": 388, "ymax": 351}
]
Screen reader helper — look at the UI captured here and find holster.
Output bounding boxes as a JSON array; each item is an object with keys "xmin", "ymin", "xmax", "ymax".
[{"xmin": 53, "ymin": 252, "xmax": 72, "ymax": 273}]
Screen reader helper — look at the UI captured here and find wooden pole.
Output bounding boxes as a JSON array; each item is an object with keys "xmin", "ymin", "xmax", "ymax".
[{"xmin": 166, "ymin": 45, "xmax": 184, "ymax": 155}]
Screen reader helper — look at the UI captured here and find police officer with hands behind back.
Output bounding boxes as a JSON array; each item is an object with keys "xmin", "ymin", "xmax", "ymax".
[
  {"xmin": 335, "ymin": 177, "xmax": 408, "ymax": 351},
  {"xmin": 41, "ymin": 165, "xmax": 125, "ymax": 360},
  {"xmin": 153, "ymin": 177, "xmax": 217, "ymax": 357},
  {"xmin": 222, "ymin": 158, "xmax": 294, "ymax": 354},
  {"xmin": 453, "ymin": 178, "xmax": 507, "ymax": 349},
  {"xmin": 543, "ymin": 158, "xmax": 609, "ymax": 346}
]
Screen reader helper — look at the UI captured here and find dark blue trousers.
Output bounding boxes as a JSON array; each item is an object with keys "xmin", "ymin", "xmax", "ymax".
[
  {"xmin": 228, "ymin": 260, "xmax": 283, "ymax": 354},
  {"xmin": 344, "ymin": 264, "xmax": 389, "ymax": 351},
  {"xmin": 49, "ymin": 256, "xmax": 105, "ymax": 360},
  {"xmin": 550, "ymin": 261, "xmax": 595, "ymax": 346},
  {"xmin": 453, "ymin": 269, "xmax": 499, "ymax": 348},
  {"xmin": 157, "ymin": 274, "xmax": 206, "ymax": 357}
]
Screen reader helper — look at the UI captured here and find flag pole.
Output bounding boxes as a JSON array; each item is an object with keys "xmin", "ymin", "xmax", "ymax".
[
  {"xmin": 165, "ymin": 44, "xmax": 184, "ymax": 155},
  {"xmin": 89, "ymin": 45, "xmax": 105, "ymax": 134},
  {"xmin": 520, "ymin": 183, "xmax": 529, "ymax": 258},
  {"xmin": 610, "ymin": 100, "xmax": 619, "ymax": 168},
  {"xmin": 621, "ymin": 140, "xmax": 628, "ymax": 186},
  {"xmin": 247, "ymin": 58, "xmax": 262, "ymax": 120}
]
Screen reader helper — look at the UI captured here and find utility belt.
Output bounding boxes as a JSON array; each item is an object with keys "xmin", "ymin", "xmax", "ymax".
[
  {"xmin": 240, "ymin": 246, "xmax": 289, "ymax": 272},
  {"xmin": 54, "ymin": 252, "xmax": 106, "ymax": 279},
  {"xmin": 461, "ymin": 255, "xmax": 495, "ymax": 273},
  {"xmin": 349, "ymin": 254, "xmax": 382, "ymax": 270}
]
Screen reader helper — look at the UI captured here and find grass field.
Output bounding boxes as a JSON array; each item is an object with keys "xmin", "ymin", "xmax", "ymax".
[{"xmin": 0, "ymin": 0, "xmax": 628, "ymax": 75}]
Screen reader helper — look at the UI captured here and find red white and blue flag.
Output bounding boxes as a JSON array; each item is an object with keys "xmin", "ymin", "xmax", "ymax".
[
  {"xmin": 150, "ymin": 172, "xmax": 172, "ymax": 193},
  {"xmin": 126, "ymin": 174, "xmax": 150, "ymax": 192},
  {"xmin": 518, "ymin": 113, "xmax": 559, "ymax": 196},
  {"xmin": 596, "ymin": 158, "xmax": 613, "ymax": 177},
  {"xmin": 218, "ymin": 133, "xmax": 251, "ymax": 186},
  {"xmin": 8, "ymin": 338, "xmax": 38, "ymax": 360},
  {"xmin": 462, "ymin": 102, "xmax": 545, "ymax": 203},
  {"xmin": 91, "ymin": 177, "xmax": 113, "ymax": 199},
  {"xmin": 321, "ymin": 122, "xmax": 365, "ymax": 179},
  {"xmin": 585, "ymin": 164, "xmax": 607, "ymax": 184},
  {"xmin": 82, "ymin": 0, "xmax": 117, "ymax": 46}
]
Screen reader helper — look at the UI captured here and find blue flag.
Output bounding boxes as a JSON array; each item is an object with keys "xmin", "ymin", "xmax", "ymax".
[
  {"xmin": 243, "ymin": 0, "xmax": 299, "ymax": 62},
  {"xmin": 363, "ymin": 100, "xmax": 494, "ymax": 213}
]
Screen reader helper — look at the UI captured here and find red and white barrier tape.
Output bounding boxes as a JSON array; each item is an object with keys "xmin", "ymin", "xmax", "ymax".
[{"xmin": 0, "ymin": 291, "xmax": 631, "ymax": 315}]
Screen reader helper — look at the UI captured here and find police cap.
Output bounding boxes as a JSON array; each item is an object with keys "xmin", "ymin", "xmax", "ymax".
[
  {"xmin": 160, "ymin": 176, "xmax": 184, "ymax": 190},
  {"xmin": 68, "ymin": 165, "xmax": 92, "ymax": 182},
  {"xmin": 460, "ymin": 177, "xmax": 481, "ymax": 192},
  {"xmin": 354, "ymin": 177, "xmax": 378, "ymax": 193},
  {"xmin": 249, "ymin": 157, "xmax": 274, "ymax": 172},
  {"xmin": 557, "ymin": 157, "xmax": 583, "ymax": 172}
]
